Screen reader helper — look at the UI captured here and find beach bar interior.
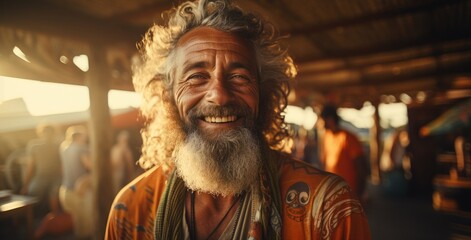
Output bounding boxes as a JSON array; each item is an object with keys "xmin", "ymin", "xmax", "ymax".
[{"xmin": 1, "ymin": 0, "xmax": 471, "ymax": 239}]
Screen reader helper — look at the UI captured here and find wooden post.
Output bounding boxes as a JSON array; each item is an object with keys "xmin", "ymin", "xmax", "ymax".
[
  {"xmin": 85, "ymin": 44, "xmax": 114, "ymax": 239},
  {"xmin": 369, "ymin": 100, "xmax": 382, "ymax": 184}
]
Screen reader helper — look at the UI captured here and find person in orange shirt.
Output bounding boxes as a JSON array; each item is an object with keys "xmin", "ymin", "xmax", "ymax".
[
  {"xmin": 105, "ymin": 1, "xmax": 371, "ymax": 239},
  {"xmin": 320, "ymin": 104, "xmax": 369, "ymax": 201}
]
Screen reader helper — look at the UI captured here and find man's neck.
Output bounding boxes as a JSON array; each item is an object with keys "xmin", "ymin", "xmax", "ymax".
[{"xmin": 185, "ymin": 191, "xmax": 243, "ymax": 240}]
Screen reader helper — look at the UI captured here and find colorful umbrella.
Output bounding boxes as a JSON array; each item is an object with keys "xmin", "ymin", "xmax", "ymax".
[{"xmin": 420, "ymin": 98, "xmax": 471, "ymax": 136}]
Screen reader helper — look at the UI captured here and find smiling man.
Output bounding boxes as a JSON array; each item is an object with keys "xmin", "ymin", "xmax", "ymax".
[{"xmin": 105, "ymin": 1, "xmax": 370, "ymax": 239}]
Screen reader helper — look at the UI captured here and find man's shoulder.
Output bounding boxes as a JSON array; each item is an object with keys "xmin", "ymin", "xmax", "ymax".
[
  {"xmin": 277, "ymin": 153, "xmax": 329, "ymax": 178},
  {"xmin": 110, "ymin": 166, "xmax": 168, "ymax": 218},
  {"xmin": 107, "ymin": 166, "xmax": 169, "ymax": 239},
  {"xmin": 276, "ymin": 152, "xmax": 348, "ymax": 191},
  {"xmin": 113, "ymin": 166, "xmax": 168, "ymax": 204},
  {"xmin": 276, "ymin": 152, "xmax": 367, "ymax": 239}
]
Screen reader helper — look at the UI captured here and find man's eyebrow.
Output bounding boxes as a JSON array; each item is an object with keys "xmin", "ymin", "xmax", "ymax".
[
  {"xmin": 228, "ymin": 62, "xmax": 255, "ymax": 73},
  {"xmin": 182, "ymin": 61, "xmax": 209, "ymax": 74}
]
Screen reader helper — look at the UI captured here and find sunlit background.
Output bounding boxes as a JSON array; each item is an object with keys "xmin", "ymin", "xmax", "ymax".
[{"xmin": 0, "ymin": 76, "xmax": 141, "ymax": 116}]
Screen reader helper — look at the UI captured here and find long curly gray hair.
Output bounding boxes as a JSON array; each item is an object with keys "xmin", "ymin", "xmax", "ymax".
[{"xmin": 133, "ymin": 0, "xmax": 297, "ymax": 169}]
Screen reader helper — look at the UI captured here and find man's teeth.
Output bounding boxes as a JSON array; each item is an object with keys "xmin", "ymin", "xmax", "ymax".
[{"xmin": 204, "ymin": 116, "xmax": 237, "ymax": 123}]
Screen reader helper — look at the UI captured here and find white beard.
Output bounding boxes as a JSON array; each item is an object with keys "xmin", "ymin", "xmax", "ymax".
[{"xmin": 173, "ymin": 127, "xmax": 261, "ymax": 196}]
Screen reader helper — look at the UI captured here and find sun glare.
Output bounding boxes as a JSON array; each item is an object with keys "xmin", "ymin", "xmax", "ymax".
[
  {"xmin": 108, "ymin": 90, "xmax": 141, "ymax": 109},
  {"xmin": 284, "ymin": 105, "xmax": 318, "ymax": 130},
  {"xmin": 0, "ymin": 76, "xmax": 140, "ymax": 116}
]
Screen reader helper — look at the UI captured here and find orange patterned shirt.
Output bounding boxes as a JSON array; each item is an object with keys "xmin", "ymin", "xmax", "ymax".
[{"xmin": 105, "ymin": 152, "xmax": 370, "ymax": 240}]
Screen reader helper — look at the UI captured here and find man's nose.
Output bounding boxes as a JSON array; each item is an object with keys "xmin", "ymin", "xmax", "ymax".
[{"xmin": 205, "ymin": 78, "xmax": 233, "ymax": 106}]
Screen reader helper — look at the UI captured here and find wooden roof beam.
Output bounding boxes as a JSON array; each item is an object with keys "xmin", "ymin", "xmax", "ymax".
[
  {"xmin": 110, "ymin": 1, "xmax": 173, "ymax": 25},
  {"xmin": 286, "ymin": 0, "xmax": 468, "ymax": 36},
  {"xmin": 298, "ymin": 42, "xmax": 471, "ymax": 76},
  {"xmin": 297, "ymin": 69, "xmax": 471, "ymax": 91},
  {"xmin": 294, "ymin": 30, "xmax": 471, "ymax": 63},
  {"xmin": 0, "ymin": 0, "xmax": 145, "ymax": 45}
]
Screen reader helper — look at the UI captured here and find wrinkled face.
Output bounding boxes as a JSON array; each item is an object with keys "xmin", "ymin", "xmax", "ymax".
[{"xmin": 172, "ymin": 27, "xmax": 259, "ymax": 137}]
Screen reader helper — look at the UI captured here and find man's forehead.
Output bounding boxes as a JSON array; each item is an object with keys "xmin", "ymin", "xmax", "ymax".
[
  {"xmin": 172, "ymin": 27, "xmax": 258, "ymax": 76},
  {"xmin": 176, "ymin": 27, "xmax": 254, "ymax": 55}
]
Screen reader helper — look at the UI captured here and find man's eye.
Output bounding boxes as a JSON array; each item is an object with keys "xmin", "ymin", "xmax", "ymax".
[
  {"xmin": 188, "ymin": 73, "xmax": 206, "ymax": 80},
  {"xmin": 229, "ymin": 74, "xmax": 251, "ymax": 83},
  {"xmin": 186, "ymin": 74, "xmax": 208, "ymax": 84}
]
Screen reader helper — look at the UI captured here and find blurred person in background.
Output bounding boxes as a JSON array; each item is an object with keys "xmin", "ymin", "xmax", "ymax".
[
  {"xmin": 4, "ymin": 148, "xmax": 27, "ymax": 193},
  {"xmin": 320, "ymin": 104, "xmax": 369, "ymax": 202},
  {"xmin": 59, "ymin": 125, "xmax": 94, "ymax": 239},
  {"xmin": 110, "ymin": 129, "xmax": 136, "ymax": 195},
  {"xmin": 21, "ymin": 124, "xmax": 62, "ymax": 216},
  {"xmin": 380, "ymin": 128, "xmax": 411, "ymax": 196},
  {"xmin": 292, "ymin": 127, "xmax": 308, "ymax": 160}
]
